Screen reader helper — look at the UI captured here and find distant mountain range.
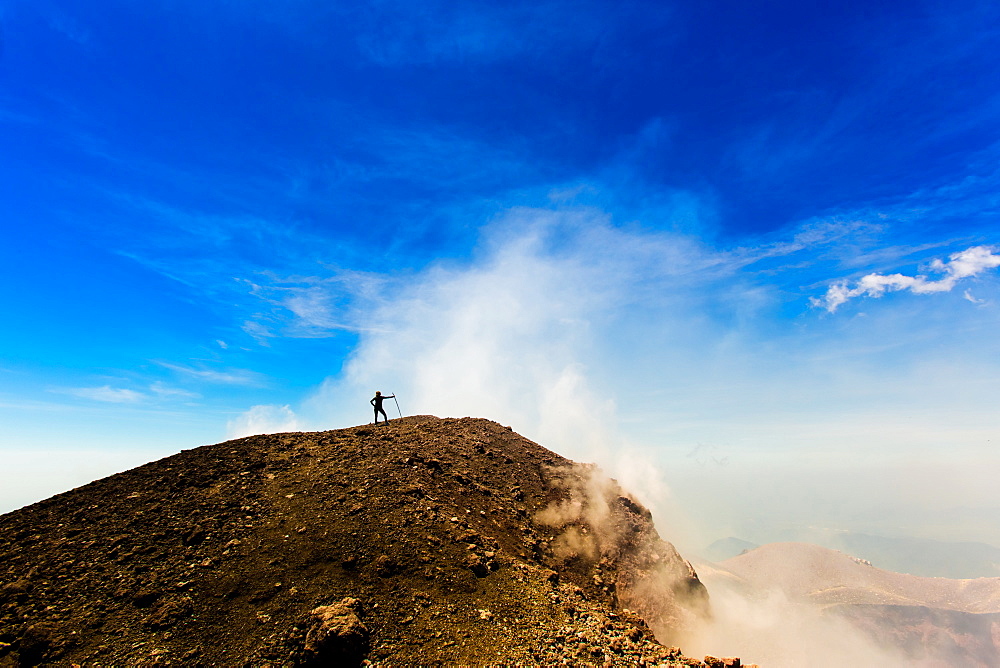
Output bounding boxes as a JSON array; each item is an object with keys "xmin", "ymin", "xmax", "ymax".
[
  {"xmin": 706, "ymin": 542, "xmax": 1000, "ymax": 666},
  {"xmin": 704, "ymin": 529, "xmax": 1000, "ymax": 578}
]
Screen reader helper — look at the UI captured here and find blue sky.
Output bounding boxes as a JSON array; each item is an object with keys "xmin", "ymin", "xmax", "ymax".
[{"xmin": 2, "ymin": 0, "xmax": 999, "ymax": 549}]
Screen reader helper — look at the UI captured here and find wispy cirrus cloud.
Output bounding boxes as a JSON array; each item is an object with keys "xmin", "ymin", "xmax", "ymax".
[
  {"xmin": 242, "ymin": 278, "xmax": 350, "ymax": 336},
  {"xmin": 241, "ymin": 320, "xmax": 275, "ymax": 346},
  {"xmin": 156, "ymin": 362, "xmax": 266, "ymax": 386},
  {"xmin": 149, "ymin": 381, "xmax": 200, "ymax": 400},
  {"xmin": 51, "ymin": 381, "xmax": 201, "ymax": 404},
  {"xmin": 55, "ymin": 385, "xmax": 146, "ymax": 403},
  {"xmin": 963, "ymin": 289, "xmax": 987, "ymax": 306},
  {"xmin": 812, "ymin": 245, "xmax": 1000, "ymax": 312},
  {"xmin": 238, "ymin": 269, "xmax": 389, "ymax": 339}
]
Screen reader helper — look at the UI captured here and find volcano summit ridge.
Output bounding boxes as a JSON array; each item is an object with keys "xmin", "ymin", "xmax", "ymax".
[{"xmin": 0, "ymin": 416, "xmax": 735, "ymax": 667}]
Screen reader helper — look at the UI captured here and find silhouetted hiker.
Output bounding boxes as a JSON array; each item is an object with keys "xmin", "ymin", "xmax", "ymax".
[{"xmin": 371, "ymin": 391, "xmax": 394, "ymax": 424}]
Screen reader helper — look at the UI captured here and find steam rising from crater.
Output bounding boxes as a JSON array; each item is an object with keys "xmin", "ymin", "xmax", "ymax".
[
  {"xmin": 680, "ymin": 575, "xmax": 913, "ymax": 668},
  {"xmin": 533, "ymin": 462, "xmax": 709, "ymax": 644}
]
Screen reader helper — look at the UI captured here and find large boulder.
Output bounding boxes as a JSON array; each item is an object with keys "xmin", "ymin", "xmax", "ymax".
[{"xmin": 301, "ymin": 598, "xmax": 370, "ymax": 666}]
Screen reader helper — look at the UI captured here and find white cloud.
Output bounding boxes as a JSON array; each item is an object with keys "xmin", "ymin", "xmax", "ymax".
[
  {"xmin": 238, "ymin": 270, "xmax": 387, "ymax": 339},
  {"xmin": 226, "ymin": 404, "xmax": 301, "ymax": 439},
  {"xmin": 963, "ymin": 289, "xmax": 986, "ymax": 305},
  {"xmin": 283, "ymin": 287, "xmax": 341, "ymax": 331},
  {"xmin": 149, "ymin": 381, "xmax": 200, "ymax": 400},
  {"xmin": 241, "ymin": 320, "xmax": 274, "ymax": 345},
  {"xmin": 286, "ymin": 206, "xmax": 1000, "ymax": 554},
  {"xmin": 934, "ymin": 244, "xmax": 1000, "ymax": 279},
  {"xmin": 50, "ymin": 382, "xmax": 200, "ymax": 406},
  {"xmin": 295, "ymin": 211, "xmax": 1000, "ymax": 464},
  {"xmin": 157, "ymin": 361, "xmax": 266, "ymax": 386},
  {"xmin": 812, "ymin": 245, "xmax": 1000, "ymax": 312},
  {"xmin": 57, "ymin": 385, "xmax": 146, "ymax": 403},
  {"xmin": 299, "ymin": 206, "xmax": 773, "ymax": 463}
]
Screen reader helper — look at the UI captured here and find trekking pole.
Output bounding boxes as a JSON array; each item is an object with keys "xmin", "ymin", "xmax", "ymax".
[{"xmin": 391, "ymin": 393, "xmax": 402, "ymax": 419}]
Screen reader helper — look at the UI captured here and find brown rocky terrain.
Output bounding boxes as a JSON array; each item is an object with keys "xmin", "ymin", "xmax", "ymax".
[{"xmin": 0, "ymin": 416, "xmax": 745, "ymax": 667}]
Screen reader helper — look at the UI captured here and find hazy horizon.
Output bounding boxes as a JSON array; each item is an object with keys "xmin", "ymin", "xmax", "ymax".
[{"xmin": 3, "ymin": 0, "xmax": 1000, "ymax": 565}]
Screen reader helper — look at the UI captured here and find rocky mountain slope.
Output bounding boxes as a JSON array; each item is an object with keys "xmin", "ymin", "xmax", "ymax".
[
  {"xmin": 713, "ymin": 542, "xmax": 1000, "ymax": 666},
  {"xmin": 0, "ymin": 416, "xmax": 743, "ymax": 667}
]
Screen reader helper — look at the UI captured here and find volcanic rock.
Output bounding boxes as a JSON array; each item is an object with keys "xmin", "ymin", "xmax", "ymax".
[
  {"xmin": 302, "ymin": 598, "xmax": 369, "ymax": 664},
  {"xmin": 0, "ymin": 415, "xmax": 727, "ymax": 666}
]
